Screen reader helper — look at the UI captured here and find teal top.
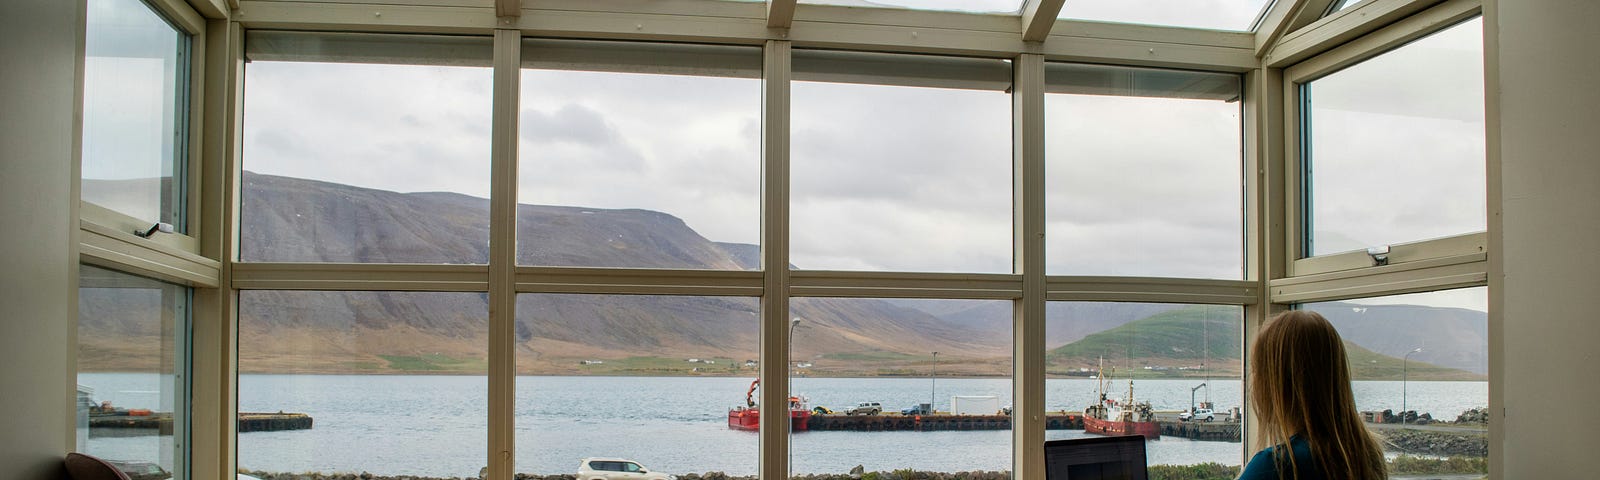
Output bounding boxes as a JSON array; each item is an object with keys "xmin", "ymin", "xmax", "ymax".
[{"xmin": 1238, "ymin": 435, "xmax": 1326, "ymax": 480}]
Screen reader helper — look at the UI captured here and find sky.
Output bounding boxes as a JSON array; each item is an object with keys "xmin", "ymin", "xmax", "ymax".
[{"xmin": 83, "ymin": 1, "xmax": 1488, "ymax": 312}]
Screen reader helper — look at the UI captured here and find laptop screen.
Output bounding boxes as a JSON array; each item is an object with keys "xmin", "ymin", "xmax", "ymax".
[{"xmin": 1043, "ymin": 435, "xmax": 1149, "ymax": 480}]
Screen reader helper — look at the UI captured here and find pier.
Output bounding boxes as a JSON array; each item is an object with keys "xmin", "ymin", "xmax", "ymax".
[
  {"xmin": 90, "ymin": 412, "xmax": 313, "ymax": 435},
  {"xmin": 803, "ymin": 413, "xmax": 1240, "ymax": 442}
]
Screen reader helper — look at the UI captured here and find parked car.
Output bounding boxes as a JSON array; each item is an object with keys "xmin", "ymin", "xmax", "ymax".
[
  {"xmin": 1180, "ymin": 408, "xmax": 1215, "ymax": 422},
  {"xmin": 846, "ymin": 402, "xmax": 882, "ymax": 415},
  {"xmin": 578, "ymin": 457, "xmax": 674, "ymax": 480},
  {"xmin": 900, "ymin": 403, "xmax": 932, "ymax": 415}
]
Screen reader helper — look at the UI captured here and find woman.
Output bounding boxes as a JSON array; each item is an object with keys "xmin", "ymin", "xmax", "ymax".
[{"xmin": 1239, "ymin": 310, "xmax": 1387, "ymax": 480}]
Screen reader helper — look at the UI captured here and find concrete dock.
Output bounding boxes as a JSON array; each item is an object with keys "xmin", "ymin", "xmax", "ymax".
[
  {"xmin": 805, "ymin": 413, "xmax": 1240, "ymax": 442},
  {"xmin": 89, "ymin": 412, "xmax": 313, "ymax": 434}
]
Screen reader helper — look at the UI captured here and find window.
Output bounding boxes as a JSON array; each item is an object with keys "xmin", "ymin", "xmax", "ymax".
[
  {"xmin": 1044, "ymin": 303, "xmax": 1243, "ymax": 473},
  {"xmin": 236, "ymin": 291, "xmax": 487, "ymax": 478},
  {"xmin": 77, "ymin": 264, "xmax": 191, "ymax": 480},
  {"xmin": 790, "ymin": 298, "xmax": 1012, "ymax": 477},
  {"xmin": 81, "ymin": 0, "xmax": 192, "ymax": 232},
  {"xmin": 518, "ymin": 40, "xmax": 761, "ymax": 270},
  {"xmin": 515, "ymin": 294, "xmax": 760, "ymax": 477},
  {"xmin": 1058, "ymin": 0, "xmax": 1275, "ymax": 32},
  {"xmin": 1299, "ymin": 18, "xmax": 1485, "ymax": 258},
  {"xmin": 1045, "ymin": 63, "xmax": 1244, "ymax": 279},
  {"xmin": 1298, "ymin": 287, "xmax": 1488, "ymax": 475},
  {"xmin": 240, "ymin": 32, "xmax": 494, "ymax": 264},
  {"xmin": 791, "ymin": 50, "xmax": 1013, "ymax": 274}
]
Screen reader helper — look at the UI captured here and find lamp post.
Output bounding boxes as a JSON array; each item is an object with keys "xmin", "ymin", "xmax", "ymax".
[
  {"xmin": 930, "ymin": 351, "xmax": 939, "ymax": 413},
  {"xmin": 1402, "ymin": 347, "xmax": 1422, "ymax": 424}
]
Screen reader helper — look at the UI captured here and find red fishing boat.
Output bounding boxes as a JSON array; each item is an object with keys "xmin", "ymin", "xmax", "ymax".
[
  {"xmin": 1082, "ymin": 358, "xmax": 1160, "ymax": 440},
  {"xmin": 728, "ymin": 378, "xmax": 810, "ymax": 431}
]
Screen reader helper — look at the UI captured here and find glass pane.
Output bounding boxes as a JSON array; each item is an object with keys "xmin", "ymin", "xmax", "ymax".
[
  {"xmin": 236, "ymin": 291, "xmax": 487, "ymax": 478},
  {"xmin": 1328, "ymin": 0, "xmax": 1362, "ymax": 14},
  {"xmin": 800, "ymin": 0, "xmax": 1024, "ymax": 14},
  {"xmin": 241, "ymin": 34, "xmax": 493, "ymax": 264},
  {"xmin": 518, "ymin": 41, "xmax": 761, "ymax": 269},
  {"xmin": 790, "ymin": 298, "xmax": 1012, "ymax": 477},
  {"xmin": 1298, "ymin": 287, "xmax": 1488, "ymax": 475},
  {"xmin": 1044, "ymin": 303, "xmax": 1244, "ymax": 475},
  {"xmin": 82, "ymin": 0, "xmax": 189, "ymax": 231},
  {"xmin": 792, "ymin": 51, "xmax": 1012, "ymax": 273},
  {"xmin": 1059, "ymin": 0, "xmax": 1275, "ymax": 31},
  {"xmin": 1045, "ymin": 64, "xmax": 1244, "ymax": 279},
  {"xmin": 77, "ymin": 264, "xmax": 189, "ymax": 480},
  {"xmin": 1304, "ymin": 18, "xmax": 1485, "ymax": 256},
  {"xmin": 514, "ymin": 294, "xmax": 760, "ymax": 477}
]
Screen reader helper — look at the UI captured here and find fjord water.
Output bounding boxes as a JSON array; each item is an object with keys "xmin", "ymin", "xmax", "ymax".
[{"xmin": 80, "ymin": 373, "xmax": 1486, "ymax": 478}]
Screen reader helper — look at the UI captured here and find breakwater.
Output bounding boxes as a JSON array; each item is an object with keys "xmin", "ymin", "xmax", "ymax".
[{"xmin": 92, "ymin": 412, "xmax": 312, "ymax": 435}]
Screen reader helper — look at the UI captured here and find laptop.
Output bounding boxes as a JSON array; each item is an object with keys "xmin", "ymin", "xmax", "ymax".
[{"xmin": 1044, "ymin": 435, "xmax": 1149, "ymax": 480}]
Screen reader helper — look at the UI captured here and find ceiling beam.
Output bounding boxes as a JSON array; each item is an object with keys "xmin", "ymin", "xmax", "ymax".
[
  {"xmin": 1019, "ymin": 0, "xmax": 1066, "ymax": 42},
  {"xmin": 496, "ymin": 0, "xmax": 519, "ymax": 18},
  {"xmin": 1255, "ymin": 0, "xmax": 1337, "ymax": 56},
  {"xmin": 768, "ymin": 0, "xmax": 796, "ymax": 28}
]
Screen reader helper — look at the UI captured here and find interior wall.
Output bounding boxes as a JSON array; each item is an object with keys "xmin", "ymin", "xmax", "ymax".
[
  {"xmin": 1488, "ymin": 0, "xmax": 1600, "ymax": 477},
  {"xmin": 0, "ymin": 0, "xmax": 81, "ymax": 478}
]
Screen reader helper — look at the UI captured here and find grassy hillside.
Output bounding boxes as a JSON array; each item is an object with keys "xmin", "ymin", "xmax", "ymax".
[
  {"xmin": 1345, "ymin": 341, "xmax": 1485, "ymax": 381},
  {"xmin": 1048, "ymin": 306, "xmax": 1241, "ymax": 367}
]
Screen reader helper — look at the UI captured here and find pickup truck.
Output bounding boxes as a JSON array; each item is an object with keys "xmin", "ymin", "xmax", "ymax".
[{"xmin": 845, "ymin": 402, "xmax": 882, "ymax": 415}]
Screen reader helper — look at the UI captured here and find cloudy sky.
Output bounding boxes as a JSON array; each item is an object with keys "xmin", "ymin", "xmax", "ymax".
[{"xmin": 76, "ymin": 1, "xmax": 1488, "ymax": 312}]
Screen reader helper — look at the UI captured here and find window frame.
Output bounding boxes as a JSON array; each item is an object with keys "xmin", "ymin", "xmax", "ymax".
[{"xmin": 1280, "ymin": 1, "xmax": 1485, "ymax": 278}]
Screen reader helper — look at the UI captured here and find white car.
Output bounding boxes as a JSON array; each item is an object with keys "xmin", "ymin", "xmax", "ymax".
[
  {"xmin": 577, "ymin": 457, "xmax": 674, "ymax": 480},
  {"xmin": 1180, "ymin": 408, "xmax": 1215, "ymax": 422},
  {"xmin": 845, "ymin": 402, "xmax": 882, "ymax": 415}
]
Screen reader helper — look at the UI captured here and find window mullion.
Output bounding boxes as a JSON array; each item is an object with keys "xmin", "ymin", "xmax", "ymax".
[
  {"xmin": 487, "ymin": 27, "xmax": 522, "ymax": 480},
  {"xmin": 758, "ymin": 39, "xmax": 792, "ymax": 480}
]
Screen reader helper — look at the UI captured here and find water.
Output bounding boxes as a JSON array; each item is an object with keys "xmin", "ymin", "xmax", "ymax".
[{"xmin": 79, "ymin": 374, "xmax": 1487, "ymax": 478}]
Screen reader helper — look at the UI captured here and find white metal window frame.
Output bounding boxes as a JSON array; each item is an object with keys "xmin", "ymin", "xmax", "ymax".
[
  {"xmin": 1277, "ymin": 0, "xmax": 1485, "ymax": 280},
  {"xmin": 221, "ymin": 28, "xmax": 1259, "ymax": 480}
]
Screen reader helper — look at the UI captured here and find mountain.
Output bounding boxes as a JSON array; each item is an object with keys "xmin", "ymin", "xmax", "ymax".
[
  {"xmin": 228, "ymin": 172, "xmax": 1006, "ymax": 374},
  {"xmin": 1314, "ymin": 302, "xmax": 1488, "ymax": 374},
  {"xmin": 896, "ymin": 300, "xmax": 1190, "ymax": 348}
]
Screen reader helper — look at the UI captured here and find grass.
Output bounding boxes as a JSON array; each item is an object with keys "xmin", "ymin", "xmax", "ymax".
[
  {"xmin": 377, "ymin": 354, "xmax": 485, "ymax": 372},
  {"xmin": 1389, "ymin": 455, "xmax": 1489, "ymax": 475}
]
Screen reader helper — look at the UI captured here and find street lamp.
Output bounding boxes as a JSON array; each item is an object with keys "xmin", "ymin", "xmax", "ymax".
[
  {"xmin": 1402, "ymin": 347, "xmax": 1422, "ymax": 424},
  {"xmin": 930, "ymin": 351, "xmax": 939, "ymax": 413}
]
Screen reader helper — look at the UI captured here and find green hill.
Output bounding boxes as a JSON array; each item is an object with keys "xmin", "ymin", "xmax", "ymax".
[
  {"xmin": 1045, "ymin": 306, "xmax": 1483, "ymax": 381},
  {"xmin": 1345, "ymin": 341, "xmax": 1484, "ymax": 381},
  {"xmin": 1049, "ymin": 306, "xmax": 1241, "ymax": 361}
]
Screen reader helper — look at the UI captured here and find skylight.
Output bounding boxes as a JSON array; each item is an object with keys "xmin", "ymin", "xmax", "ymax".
[
  {"xmin": 1058, "ymin": 0, "xmax": 1276, "ymax": 31},
  {"xmin": 800, "ymin": 0, "xmax": 1026, "ymax": 15}
]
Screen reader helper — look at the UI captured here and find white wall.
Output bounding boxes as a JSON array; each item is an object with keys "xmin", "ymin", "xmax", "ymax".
[
  {"xmin": 0, "ymin": 0, "xmax": 80, "ymax": 477},
  {"xmin": 1488, "ymin": 0, "xmax": 1600, "ymax": 477}
]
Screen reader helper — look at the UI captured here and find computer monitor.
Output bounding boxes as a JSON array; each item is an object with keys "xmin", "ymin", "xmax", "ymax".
[{"xmin": 1044, "ymin": 435, "xmax": 1149, "ymax": 480}]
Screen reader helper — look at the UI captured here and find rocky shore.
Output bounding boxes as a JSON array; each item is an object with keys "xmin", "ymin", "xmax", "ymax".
[{"xmin": 1380, "ymin": 429, "xmax": 1489, "ymax": 457}]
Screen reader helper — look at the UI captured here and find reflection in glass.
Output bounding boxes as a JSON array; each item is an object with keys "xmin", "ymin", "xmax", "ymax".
[
  {"xmin": 790, "ymin": 298, "xmax": 1012, "ymax": 476},
  {"xmin": 1328, "ymin": 0, "xmax": 1363, "ymax": 14},
  {"xmin": 1304, "ymin": 18, "xmax": 1485, "ymax": 256},
  {"xmin": 77, "ymin": 265, "xmax": 189, "ymax": 480},
  {"xmin": 800, "ymin": 0, "xmax": 1023, "ymax": 14},
  {"xmin": 518, "ymin": 41, "xmax": 761, "ymax": 269},
  {"xmin": 1044, "ymin": 64, "xmax": 1243, "ymax": 279},
  {"xmin": 1043, "ymin": 303, "xmax": 1242, "ymax": 469},
  {"xmin": 1298, "ymin": 287, "xmax": 1488, "ymax": 472},
  {"xmin": 241, "ymin": 34, "xmax": 494, "ymax": 264},
  {"xmin": 1058, "ymin": 0, "xmax": 1275, "ymax": 32},
  {"xmin": 236, "ymin": 291, "xmax": 487, "ymax": 478},
  {"xmin": 791, "ymin": 51, "xmax": 1012, "ymax": 273},
  {"xmin": 81, "ymin": 0, "xmax": 189, "ymax": 230},
  {"xmin": 515, "ymin": 294, "xmax": 760, "ymax": 476}
]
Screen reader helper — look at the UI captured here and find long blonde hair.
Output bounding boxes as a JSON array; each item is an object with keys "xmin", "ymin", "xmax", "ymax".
[{"xmin": 1250, "ymin": 310, "xmax": 1387, "ymax": 480}]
